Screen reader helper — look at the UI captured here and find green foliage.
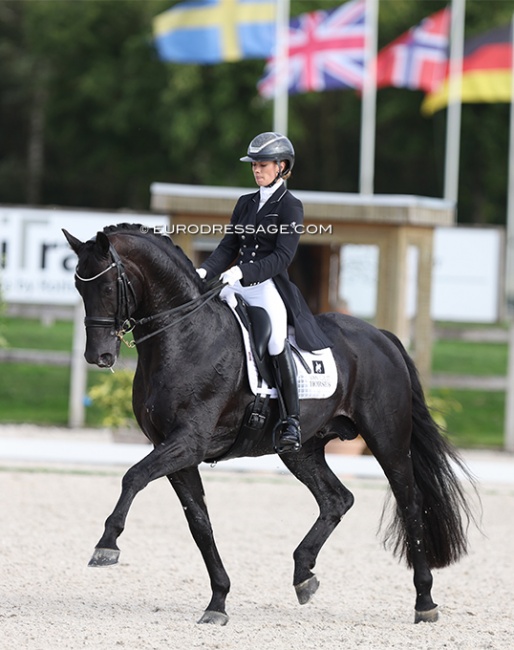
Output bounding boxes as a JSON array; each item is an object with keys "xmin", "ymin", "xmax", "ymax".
[
  {"xmin": 426, "ymin": 392, "xmax": 462, "ymax": 431},
  {"xmin": 0, "ymin": 0, "xmax": 512, "ymax": 221},
  {"xmin": 0, "ymin": 360, "xmax": 125, "ymax": 427},
  {"xmin": 430, "ymin": 388, "xmax": 505, "ymax": 448},
  {"xmin": 88, "ymin": 370, "xmax": 136, "ymax": 429}
]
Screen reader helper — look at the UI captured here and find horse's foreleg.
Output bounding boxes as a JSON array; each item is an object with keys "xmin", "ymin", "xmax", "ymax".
[
  {"xmin": 88, "ymin": 463, "xmax": 147, "ymax": 567},
  {"xmin": 167, "ymin": 467, "xmax": 230, "ymax": 625},
  {"xmin": 280, "ymin": 438, "xmax": 355, "ymax": 605},
  {"xmin": 89, "ymin": 437, "xmax": 201, "ymax": 568}
]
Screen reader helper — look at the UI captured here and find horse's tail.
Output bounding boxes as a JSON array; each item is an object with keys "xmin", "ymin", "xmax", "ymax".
[{"xmin": 379, "ymin": 329, "xmax": 476, "ymax": 569}]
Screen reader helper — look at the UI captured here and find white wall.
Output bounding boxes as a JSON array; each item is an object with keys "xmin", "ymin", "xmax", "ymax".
[
  {"xmin": 339, "ymin": 226, "xmax": 504, "ymax": 323},
  {"xmin": 431, "ymin": 227, "xmax": 502, "ymax": 322}
]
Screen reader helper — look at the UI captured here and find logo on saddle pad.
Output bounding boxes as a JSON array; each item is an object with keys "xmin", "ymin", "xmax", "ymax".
[{"xmin": 312, "ymin": 360, "xmax": 325, "ymax": 374}]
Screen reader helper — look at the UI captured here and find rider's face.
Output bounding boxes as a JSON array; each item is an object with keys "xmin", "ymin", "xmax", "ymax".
[{"xmin": 251, "ymin": 161, "xmax": 284, "ymax": 187}]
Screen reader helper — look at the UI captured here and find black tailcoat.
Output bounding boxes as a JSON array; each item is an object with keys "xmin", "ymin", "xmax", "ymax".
[{"xmin": 201, "ymin": 185, "xmax": 332, "ymax": 352}]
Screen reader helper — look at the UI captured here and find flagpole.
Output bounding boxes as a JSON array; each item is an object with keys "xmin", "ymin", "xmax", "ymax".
[
  {"xmin": 443, "ymin": 0, "xmax": 466, "ymax": 203},
  {"xmin": 359, "ymin": 0, "xmax": 378, "ymax": 195},
  {"xmin": 504, "ymin": 15, "xmax": 514, "ymax": 453},
  {"xmin": 273, "ymin": 0, "xmax": 290, "ymax": 135}
]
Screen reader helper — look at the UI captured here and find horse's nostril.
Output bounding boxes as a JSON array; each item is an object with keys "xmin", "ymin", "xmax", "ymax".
[{"xmin": 97, "ymin": 353, "xmax": 114, "ymax": 368}]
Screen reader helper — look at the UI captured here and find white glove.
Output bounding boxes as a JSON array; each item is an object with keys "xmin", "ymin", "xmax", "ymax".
[
  {"xmin": 220, "ymin": 266, "xmax": 243, "ymax": 286},
  {"xmin": 196, "ymin": 267, "xmax": 207, "ymax": 279}
]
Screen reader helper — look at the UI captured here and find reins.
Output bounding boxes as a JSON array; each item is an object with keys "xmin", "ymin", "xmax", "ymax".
[
  {"xmin": 119, "ymin": 280, "xmax": 224, "ymax": 347},
  {"xmin": 75, "ymin": 239, "xmax": 224, "ymax": 348}
]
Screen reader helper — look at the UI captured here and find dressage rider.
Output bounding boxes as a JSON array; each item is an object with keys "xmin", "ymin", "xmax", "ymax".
[{"xmin": 197, "ymin": 132, "xmax": 332, "ymax": 454}]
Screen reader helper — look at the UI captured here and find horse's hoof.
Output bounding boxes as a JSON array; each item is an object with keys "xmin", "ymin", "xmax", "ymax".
[
  {"xmin": 414, "ymin": 606, "xmax": 439, "ymax": 623},
  {"xmin": 88, "ymin": 548, "xmax": 120, "ymax": 567},
  {"xmin": 295, "ymin": 575, "xmax": 320, "ymax": 605},
  {"xmin": 197, "ymin": 610, "xmax": 229, "ymax": 625}
]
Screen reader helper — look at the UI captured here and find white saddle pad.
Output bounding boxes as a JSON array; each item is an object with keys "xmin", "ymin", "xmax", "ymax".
[{"xmin": 229, "ymin": 304, "xmax": 337, "ymax": 400}]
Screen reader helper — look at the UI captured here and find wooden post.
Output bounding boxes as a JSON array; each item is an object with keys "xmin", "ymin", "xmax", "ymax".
[
  {"xmin": 375, "ymin": 227, "xmax": 409, "ymax": 344},
  {"xmin": 409, "ymin": 228, "xmax": 434, "ymax": 388},
  {"xmin": 69, "ymin": 301, "xmax": 87, "ymax": 428}
]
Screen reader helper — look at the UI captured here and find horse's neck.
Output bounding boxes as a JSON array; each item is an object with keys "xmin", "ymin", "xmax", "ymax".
[{"xmin": 125, "ymin": 240, "xmax": 200, "ymax": 315}]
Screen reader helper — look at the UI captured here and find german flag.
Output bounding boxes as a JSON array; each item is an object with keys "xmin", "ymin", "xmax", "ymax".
[{"xmin": 422, "ymin": 24, "xmax": 512, "ymax": 115}]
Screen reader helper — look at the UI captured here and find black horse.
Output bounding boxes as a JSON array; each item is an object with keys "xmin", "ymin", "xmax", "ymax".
[{"xmin": 63, "ymin": 223, "xmax": 474, "ymax": 625}]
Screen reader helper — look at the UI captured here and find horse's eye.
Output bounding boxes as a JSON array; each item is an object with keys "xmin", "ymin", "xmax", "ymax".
[{"xmin": 102, "ymin": 284, "xmax": 114, "ymax": 296}]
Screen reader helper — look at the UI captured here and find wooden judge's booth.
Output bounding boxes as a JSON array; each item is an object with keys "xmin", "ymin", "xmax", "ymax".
[{"xmin": 150, "ymin": 183, "xmax": 455, "ymax": 386}]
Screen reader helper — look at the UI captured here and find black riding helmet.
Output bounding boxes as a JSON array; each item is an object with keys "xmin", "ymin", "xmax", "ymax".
[{"xmin": 240, "ymin": 132, "xmax": 295, "ymax": 176}]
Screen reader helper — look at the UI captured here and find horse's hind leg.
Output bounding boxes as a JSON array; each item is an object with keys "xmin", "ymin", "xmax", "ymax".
[
  {"xmin": 167, "ymin": 467, "xmax": 230, "ymax": 625},
  {"xmin": 279, "ymin": 438, "xmax": 355, "ymax": 605},
  {"xmin": 376, "ymin": 452, "xmax": 438, "ymax": 623}
]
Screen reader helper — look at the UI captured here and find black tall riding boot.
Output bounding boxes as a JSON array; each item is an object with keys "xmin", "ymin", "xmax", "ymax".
[{"xmin": 271, "ymin": 342, "xmax": 301, "ymax": 454}]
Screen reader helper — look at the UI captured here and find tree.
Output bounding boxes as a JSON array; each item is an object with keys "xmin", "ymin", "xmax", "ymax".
[{"xmin": 0, "ymin": 0, "xmax": 512, "ymax": 224}]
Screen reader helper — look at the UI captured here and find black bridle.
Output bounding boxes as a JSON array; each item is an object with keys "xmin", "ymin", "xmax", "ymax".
[
  {"xmin": 75, "ymin": 242, "xmax": 223, "ymax": 347},
  {"xmin": 75, "ymin": 243, "xmax": 137, "ymax": 336}
]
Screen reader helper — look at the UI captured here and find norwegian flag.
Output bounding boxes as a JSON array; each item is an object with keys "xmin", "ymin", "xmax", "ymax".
[
  {"xmin": 257, "ymin": 0, "xmax": 366, "ymax": 98},
  {"xmin": 376, "ymin": 8, "xmax": 450, "ymax": 93}
]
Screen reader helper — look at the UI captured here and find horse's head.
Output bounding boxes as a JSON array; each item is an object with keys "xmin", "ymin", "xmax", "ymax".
[{"xmin": 63, "ymin": 229, "xmax": 135, "ymax": 368}]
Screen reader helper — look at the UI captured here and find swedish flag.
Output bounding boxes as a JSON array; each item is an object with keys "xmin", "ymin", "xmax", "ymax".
[{"xmin": 153, "ymin": 0, "xmax": 277, "ymax": 64}]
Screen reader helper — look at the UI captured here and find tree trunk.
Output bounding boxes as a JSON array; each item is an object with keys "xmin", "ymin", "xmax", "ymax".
[{"xmin": 26, "ymin": 65, "xmax": 48, "ymax": 205}]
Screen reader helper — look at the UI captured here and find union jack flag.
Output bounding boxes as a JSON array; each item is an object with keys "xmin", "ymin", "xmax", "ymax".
[
  {"xmin": 257, "ymin": 0, "xmax": 366, "ymax": 98},
  {"xmin": 376, "ymin": 8, "xmax": 450, "ymax": 93}
]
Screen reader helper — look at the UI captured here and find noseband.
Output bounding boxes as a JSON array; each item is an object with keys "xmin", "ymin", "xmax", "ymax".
[{"xmin": 75, "ymin": 243, "xmax": 136, "ymax": 335}]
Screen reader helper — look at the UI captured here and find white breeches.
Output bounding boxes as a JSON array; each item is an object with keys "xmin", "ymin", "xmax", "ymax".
[{"xmin": 220, "ymin": 278, "xmax": 287, "ymax": 356}]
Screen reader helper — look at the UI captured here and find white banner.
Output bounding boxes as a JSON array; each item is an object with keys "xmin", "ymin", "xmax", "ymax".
[
  {"xmin": 340, "ymin": 226, "xmax": 503, "ymax": 323},
  {"xmin": 0, "ymin": 208, "xmax": 168, "ymax": 305}
]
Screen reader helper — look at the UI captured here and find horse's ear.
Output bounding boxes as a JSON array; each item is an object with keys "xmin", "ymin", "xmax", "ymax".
[
  {"xmin": 95, "ymin": 231, "xmax": 111, "ymax": 258},
  {"xmin": 62, "ymin": 229, "xmax": 84, "ymax": 254}
]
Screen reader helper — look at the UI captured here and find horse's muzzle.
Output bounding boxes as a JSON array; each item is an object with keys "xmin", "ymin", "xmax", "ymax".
[{"xmin": 84, "ymin": 335, "xmax": 120, "ymax": 368}]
